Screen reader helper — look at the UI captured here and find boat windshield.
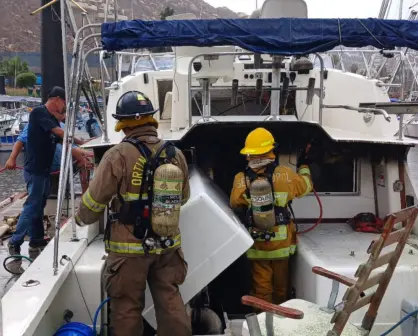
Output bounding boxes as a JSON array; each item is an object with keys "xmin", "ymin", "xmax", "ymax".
[{"xmin": 134, "ymin": 55, "xmax": 175, "ymax": 72}]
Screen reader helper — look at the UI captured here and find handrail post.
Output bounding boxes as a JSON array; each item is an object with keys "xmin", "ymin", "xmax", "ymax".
[
  {"xmin": 99, "ymin": 51, "xmax": 110, "ymax": 143},
  {"xmin": 315, "ymin": 53, "xmax": 325, "ymax": 126}
]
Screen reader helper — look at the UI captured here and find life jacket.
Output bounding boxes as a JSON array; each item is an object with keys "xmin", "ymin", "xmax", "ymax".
[
  {"xmin": 115, "ymin": 137, "xmax": 184, "ymax": 249},
  {"xmin": 244, "ymin": 162, "xmax": 292, "ymax": 241}
]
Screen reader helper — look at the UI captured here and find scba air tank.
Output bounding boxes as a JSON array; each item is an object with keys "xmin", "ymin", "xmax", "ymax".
[
  {"xmin": 152, "ymin": 163, "xmax": 184, "ymax": 237},
  {"xmin": 249, "ymin": 178, "xmax": 276, "ymax": 231}
]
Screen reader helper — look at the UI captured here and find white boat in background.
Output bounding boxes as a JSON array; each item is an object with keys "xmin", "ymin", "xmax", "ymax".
[
  {"xmin": 0, "ymin": 96, "xmax": 39, "ymax": 151},
  {"xmin": 3, "ymin": 1, "xmax": 418, "ymax": 336}
]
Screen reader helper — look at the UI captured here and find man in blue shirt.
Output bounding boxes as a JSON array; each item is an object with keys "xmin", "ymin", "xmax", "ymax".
[
  {"xmin": 6, "ymin": 87, "xmax": 88, "ymax": 258},
  {"xmin": 6, "ymin": 121, "xmax": 82, "ymax": 178}
]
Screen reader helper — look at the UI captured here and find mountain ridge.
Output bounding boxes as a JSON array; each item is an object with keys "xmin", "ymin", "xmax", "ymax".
[{"xmin": 0, "ymin": 0, "xmax": 239, "ymax": 53}]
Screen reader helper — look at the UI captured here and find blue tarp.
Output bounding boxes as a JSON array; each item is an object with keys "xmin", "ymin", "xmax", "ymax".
[{"xmin": 101, "ymin": 18, "xmax": 418, "ymax": 54}]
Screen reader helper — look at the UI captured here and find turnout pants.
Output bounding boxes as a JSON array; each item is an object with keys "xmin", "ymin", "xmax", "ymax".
[
  {"xmin": 250, "ymin": 258, "xmax": 289, "ymax": 305},
  {"xmin": 103, "ymin": 248, "xmax": 192, "ymax": 336}
]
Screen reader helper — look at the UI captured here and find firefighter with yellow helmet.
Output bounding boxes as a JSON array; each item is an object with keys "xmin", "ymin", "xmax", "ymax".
[
  {"xmin": 75, "ymin": 91, "xmax": 191, "ymax": 336},
  {"xmin": 230, "ymin": 127, "xmax": 312, "ymax": 305}
]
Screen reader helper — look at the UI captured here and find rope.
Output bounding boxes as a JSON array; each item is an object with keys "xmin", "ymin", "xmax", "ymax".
[
  {"xmin": 337, "ymin": 18, "xmax": 343, "ymax": 45},
  {"xmin": 357, "ymin": 19, "xmax": 385, "ymax": 47}
]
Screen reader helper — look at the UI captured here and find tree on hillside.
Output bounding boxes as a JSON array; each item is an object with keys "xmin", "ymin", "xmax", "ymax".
[
  {"xmin": 16, "ymin": 72, "xmax": 37, "ymax": 88},
  {"xmin": 0, "ymin": 57, "xmax": 29, "ymax": 78},
  {"xmin": 0, "ymin": 56, "xmax": 31, "ymax": 87},
  {"xmin": 160, "ymin": 6, "xmax": 175, "ymax": 20}
]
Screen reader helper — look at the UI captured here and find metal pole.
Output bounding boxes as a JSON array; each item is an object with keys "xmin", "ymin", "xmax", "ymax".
[
  {"xmin": 265, "ymin": 312, "xmax": 274, "ymax": 336},
  {"xmin": 53, "ymin": 116, "xmax": 74, "ymax": 275},
  {"xmin": 117, "ymin": 54, "xmax": 123, "ymax": 81},
  {"xmin": 245, "ymin": 313, "xmax": 262, "ymax": 336},
  {"xmin": 52, "ymin": 0, "xmax": 72, "ymax": 275},
  {"xmin": 315, "ymin": 53, "xmax": 325, "ymax": 126},
  {"xmin": 60, "ymin": 0, "xmax": 69, "ymax": 100},
  {"xmin": 201, "ymin": 78, "xmax": 211, "ymax": 119},
  {"xmin": 81, "ymin": 12, "xmax": 86, "ymax": 39},
  {"xmin": 269, "ymin": 55, "xmax": 283, "ymax": 119},
  {"xmin": 69, "ymin": 155, "xmax": 78, "ymax": 241},
  {"xmin": 361, "ymin": 52, "xmax": 370, "ymax": 78},
  {"xmin": 399, "ymin": 56, "xmax": 405, "ymax": 140},
  {"xmin": 99, "ymin": 51, "xmax": 110, "ymax": 143},
  {"xmin": 399, "ymin": 0, "xmax": 404, "ymax": 19},
  {"xmin": 52, "ymin": 32, "xmax": 100, "ymax": 275}
]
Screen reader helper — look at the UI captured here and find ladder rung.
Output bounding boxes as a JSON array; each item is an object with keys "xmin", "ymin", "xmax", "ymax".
[
  {"xmin": 353, "ymin": 294, "xmax": 374, "ymax": 312},
  {"xmin": 383, "ymin": 229, "xmax": 405, "ymax": 248},
  {"xmin": 373, "ymin": 251, "xmax": 396, "ymax": 269},
  {"xmin": 390, "ymin": 207, "xmax": 417, "ymax": 225},
  {"xmin": 363, "ymin": 273, "xmax": 383, "ymax": 291},
  {"xmin": 355, "ymin": 251, "xmax": 395, "ymax": 277}
]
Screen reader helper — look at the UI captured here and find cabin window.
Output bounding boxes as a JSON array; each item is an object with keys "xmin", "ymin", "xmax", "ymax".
[{"xmin": 310, "ymin": 155, "xmax": 359, "ymax": 195}]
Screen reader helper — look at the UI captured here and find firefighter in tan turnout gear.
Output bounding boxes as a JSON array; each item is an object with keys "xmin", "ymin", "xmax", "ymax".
[
  {"xmin": 75, "ymin": 91, "xmax": 191, "ymax": 336},
  {"xmin": 230, "ymin": 128, "xmax": 313, "ymax": 305}
]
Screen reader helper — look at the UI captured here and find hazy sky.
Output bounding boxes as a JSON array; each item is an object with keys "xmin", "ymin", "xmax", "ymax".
[{"xmin": 205, "ymin": 0, "xmax": 414, "ymax": 18}]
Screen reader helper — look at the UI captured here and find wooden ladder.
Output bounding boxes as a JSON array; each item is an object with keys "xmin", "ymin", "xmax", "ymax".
[{"xmin": 328, "ymin": 205, "xmax": 418, "ymax": 336}]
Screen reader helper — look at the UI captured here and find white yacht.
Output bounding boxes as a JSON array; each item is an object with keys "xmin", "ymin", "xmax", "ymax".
[{"xmin": 3, "ymin": 1, "xmax": 418, "ymax": 336}]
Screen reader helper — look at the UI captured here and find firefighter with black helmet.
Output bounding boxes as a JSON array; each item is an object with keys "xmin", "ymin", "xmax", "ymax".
[{"xmin": 75, "ymin": 91, "xmax": 191, "ymax": 336}]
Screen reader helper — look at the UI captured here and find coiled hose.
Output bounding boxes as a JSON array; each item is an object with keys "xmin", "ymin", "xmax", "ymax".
[{"xmin": 3, "ymin": 255, "xmax": 33, "ymax": 275}]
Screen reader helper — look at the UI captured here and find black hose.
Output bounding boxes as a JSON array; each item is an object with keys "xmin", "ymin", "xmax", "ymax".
[{"xmin": 3, "ymin": 255, "xmax": 33, "ymax": 275}]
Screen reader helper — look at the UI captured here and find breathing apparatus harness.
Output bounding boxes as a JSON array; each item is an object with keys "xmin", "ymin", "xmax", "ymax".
[
  {"xmin": 243, "ymin": 144, "xmax": 296, "ymax": 242},
  {"xmin": 106, "ymin": 137, "xmax": 178, "ymax": 255},
  {"xmin": 242, "ymin": 141, "xmax": 324, "ymax": 240}
]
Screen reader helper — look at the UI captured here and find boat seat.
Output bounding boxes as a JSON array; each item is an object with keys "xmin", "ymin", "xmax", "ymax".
[{"xmin": 242, "ymin": 206, "xmax": 418, "ymax": 336}]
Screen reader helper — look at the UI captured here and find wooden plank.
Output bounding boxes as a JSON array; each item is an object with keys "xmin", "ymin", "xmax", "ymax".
[
  {"xmin": 383, "ymin": 229, "xmax": 405, "ymax": 248},
  {"xmin": 353, "ymin": 294, "xmax": 374, "ymax": 312},
  {"xmin": 355, "ymin": 251, "xmax": 395, "ymax": 278},
  {"xmin": 389, "ymin": 207, "xmax": 418, "ymax": 225},
  {"xmin": 241, "ymin": 296, "xmax": 304, "ymax": 319},
  {"xmin": 372, "ymin": 251, "xmax": 396, "ymax": 270},
  {"xmin": 312, "ymin": 266, "xmax": 356, "ymax": 287},
  {"xmin": 363, "ymin": 274, "xmax": 383, "ymax": 291}
]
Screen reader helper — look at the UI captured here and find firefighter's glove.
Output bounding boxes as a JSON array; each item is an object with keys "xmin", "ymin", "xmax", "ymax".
[
  {"xmin": 75, "ymin": 214, "xmax": 86, "ymax": 227},
  {"xmin": 297, "ymin": 143, "xmax": 322, "ymax": 168},
  {"xmin": 296, "ymin": 153, "xmax": 312, "ymax": 168}
]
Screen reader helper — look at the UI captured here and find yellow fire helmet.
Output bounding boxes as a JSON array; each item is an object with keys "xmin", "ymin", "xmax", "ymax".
[{"xmin": 240, "ymin": 127, "xmax": 275, "ymax": 155}]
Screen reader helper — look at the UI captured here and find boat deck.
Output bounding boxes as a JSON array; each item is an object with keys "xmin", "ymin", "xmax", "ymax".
[{"xmin": 0, "ymin": 147, "xmax": 418, "ymax": 335}]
